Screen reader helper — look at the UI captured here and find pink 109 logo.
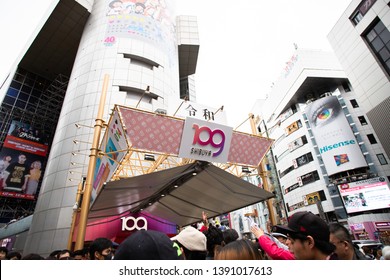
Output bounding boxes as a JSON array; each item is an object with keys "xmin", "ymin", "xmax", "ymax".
[{"xmin": 192, "ymin": 124, "xmax": 225, "ymax": 156}]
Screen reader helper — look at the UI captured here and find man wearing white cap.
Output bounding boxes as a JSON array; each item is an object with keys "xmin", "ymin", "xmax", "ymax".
[{"xmin": 171, "ymin": 226, "xmax": 207, "ymax": 260}]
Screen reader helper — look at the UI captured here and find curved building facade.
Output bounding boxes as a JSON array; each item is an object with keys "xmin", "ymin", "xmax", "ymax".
[{"xmin": 13, "ymin": 0, "xmax": 196, "ymax": 256}]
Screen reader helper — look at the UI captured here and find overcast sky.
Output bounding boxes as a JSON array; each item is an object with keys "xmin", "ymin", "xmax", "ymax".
[{"xmin": 0, "ymin": 0, "xmax": 351, "ymax": 129}]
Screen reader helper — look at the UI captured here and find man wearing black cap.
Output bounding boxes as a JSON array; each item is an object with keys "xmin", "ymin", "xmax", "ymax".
[{"xmin": 274, "ymin": 211, "xmax": 337, "ymax": 260}]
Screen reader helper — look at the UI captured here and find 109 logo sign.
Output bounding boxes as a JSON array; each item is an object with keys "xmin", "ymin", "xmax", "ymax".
[{"xmin": 192, "ymin": 124, "xmax": 225, "ymax": 156}]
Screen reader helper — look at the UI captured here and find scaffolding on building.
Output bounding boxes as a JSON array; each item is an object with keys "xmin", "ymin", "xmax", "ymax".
[{"xmin": 0, "ymin": 73, "xmax": 68, "ymax": 223}]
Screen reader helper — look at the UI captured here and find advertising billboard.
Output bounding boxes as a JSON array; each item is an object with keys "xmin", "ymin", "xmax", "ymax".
[
  {"xmin": 338, "ymin": 176, "xmax": 390, "ymax": 214},
  {"xmin": 305, "ymin": 96, "xmax": 367, "ymax": 176},
  {"xmin": 0, "ymin": 121, "xmax": 48, "ymax": 200}
]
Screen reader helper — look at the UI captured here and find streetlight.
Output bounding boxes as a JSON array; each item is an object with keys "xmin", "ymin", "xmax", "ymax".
[
  {"xmin": 255, "ymin": 115, "xmax": 288, "ymax": 225},
  {"xmin": 248, "ymin": 114, "xmax": 288, "ymax": 226}
]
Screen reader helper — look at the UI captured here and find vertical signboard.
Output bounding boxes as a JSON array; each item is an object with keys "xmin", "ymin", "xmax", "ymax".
[
  {"xmin": 305, "ymin": 96, "xmax": 367, "ymax": 176},
  {"xmin": 92, "ymin": 110, "xmax": 128, "ymax": 200},
  {"xmin": 179, "ymin": 117, "xmax": 233, "ymax": 164},
  {"xmin": 0, "ymin": 121, "xmax": 48, "ymax": 200},
  {"xmin": 173, "ymin": 100, "xmax": 227, "ymax": 124}
]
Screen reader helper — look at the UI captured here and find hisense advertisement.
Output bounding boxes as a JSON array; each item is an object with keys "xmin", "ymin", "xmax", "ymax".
[
  {"xmin": 338, "ymin": 177, "xmax": 390, "ymax": 214},
  {"xmin": 305, "ymin": 96, "xmax": 367, "ymax": 176}
]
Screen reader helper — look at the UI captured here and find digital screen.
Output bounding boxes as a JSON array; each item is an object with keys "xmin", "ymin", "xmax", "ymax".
[{"xmin": 338, "ymin": 177, "xmax": 390, "ymax": 214}]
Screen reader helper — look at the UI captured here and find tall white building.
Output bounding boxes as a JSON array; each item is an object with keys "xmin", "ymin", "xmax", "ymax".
[
  {"xmin": 328, "ymin": 0, "xmax": 390, "ymax": 161},
  {"xmin": 0, "ymin": 0, "xmax": 199, "ymax": 255},
  {"xmin": 255, "ymin": 49, "xmax": 390, "ymax": 242}
]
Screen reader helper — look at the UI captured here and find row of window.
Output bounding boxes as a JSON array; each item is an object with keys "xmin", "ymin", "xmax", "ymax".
[
  {"xmin": 348, "ymin": 99, "xmax": 388, "ymax": 165},
  {"xmin": 279, "ymin": 152, "xmax": 314, "ymax": 179},
  {"xmin": 352, "ymin": 3, "xmax": 390, "ymax": 79},
  {"xmin": 284, "ymin": 170, "xmax": 320, "ymax": 194}
]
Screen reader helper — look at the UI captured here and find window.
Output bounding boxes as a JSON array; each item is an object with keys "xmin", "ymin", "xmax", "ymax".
[
  {"xmin": 350, "ymin": 99, "xmax": 359, "ymax": 108},
  {"xmin": 364, "ymin": 20, "xmax": 390, "ymax": 76},
  {"xmin": 358, "ymin": 116, "xmax": 368, "ymax": 125},
  {"xmin": 351, "ymin": 11, "xmax": 363, "ymax": 25},
  {"xmin": 367, "ymin": 133, "xmax": 378, "ymax": 144},
  {"xmin": 377, "ymin": 153, "xmax": 388, "ymax": 165},
  {"xmin": 342, "ymin": 82, "xmax": 351, "ymax": 92},
  {"xmin": 350, "ymin": 0, "xmax": 377, "ymax": 25}
]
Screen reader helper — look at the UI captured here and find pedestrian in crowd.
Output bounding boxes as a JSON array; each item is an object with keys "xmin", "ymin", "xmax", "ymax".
[
  {"xmin": 114, "ymin": 230, "xmax": 180, "ymax": 260},
  {"xmin": 89, "ymin": 237, "xmax": 113, "ymax": 260},
  {"xmin": 57, "ymin": 249, "xmax": 72, "ymax": 260},
  {"xmin": 6, "ymin": 251, "xmax": 22, "ymax": 260},
  {"xmin": 72, "ymin": 248, "xmax": 88, "ymax": 260},
  {"xmin": 251, "ymin": 225, "xmax": 295, "ymax": 260},
  {"xmin": 381, "ymin": 245, "xmax": 390, "ymax": 260},
  {"xmin": 214, "ymin": 239, "xmax": 263, "ymax": 260},
  {"xmin": 21, "ymin": 253, "xmax": 45, "ymax": 260},
  {"xmin": 329, "ymin": 223, "xmax": 369, "ymax": 260},
  {"xmin": 0, "ymin": 247, "xmax": 8, "ymax": 260},
  {"xmin": 274, "ymin": 211, "xmax": 337, "ymax": 260},
  {"xmin": 198, "ymin": 211, "xmax": 225, "ymax": 259},
  {"xmin": 362, "ymin": 245, "xmax": 375, "ymax": 259},
  {"xmin": 375, "ymin": 247, "xmax": 383, "ymax": 260},
  {"xmin": 203, "ymin": 224, "xmax": 225, "ymax": 260},
  {"xmin": 171, "ymin": 226, "xmax": 207, "ymax": 260},
  {"xmin": 47, "ymin": 249, "xmax": 62, "ymax": 260},
  {"xmin": 222, "ymin": 228, "xmax": 239, "ymax": 245}
]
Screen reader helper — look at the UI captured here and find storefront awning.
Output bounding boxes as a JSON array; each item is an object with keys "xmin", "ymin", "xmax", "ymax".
[{"xmin": 88, "ymin": 161, "xmax": 274, "ymax": 227}]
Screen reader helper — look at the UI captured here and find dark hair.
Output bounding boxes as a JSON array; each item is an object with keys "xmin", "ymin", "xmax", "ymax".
[
  {"xmin": 223, "ymin": 229, "xmax": 239, "ymax": 245},
  {"xmin": 72, "ymin": 248, "xmax": 88, "ymax": 259},
  {"xmin": 329, "ymin": 223, "xmax": 352, "ymax": 244},
  {"xmin": 22, "ymin": 253, "xmax": 45, "ymax": 260},
  {"xmin": 89, "ymin": 238, "xmax": 112, "ymax": 260},
  {"xmin": 49, "ymin": 249, "xmax": 62, "ymax": 258},
  {"xmin": 0, "ymin": 246, "xmax": 9, "ymax": 254},
  {"xmin": 175, "ymin": 241, "xmax": 207, "ymax": 260},
  {"xmin": 203, "ymin": 225, "xmax": 224, "ymax": 258},
  {"xmin": 289, "ymin": 232, "xmax": 335, "ymax": 255},
  {"xmin": 6, "ymin": 251, "xmax": 22, "ymax": 260},
  {"xmin": 214, "ymin": 239, "xmax": 262, "ymax": 260},
  {"xmin": 58, "ymin": 249, "xmax": 72, "ymax": 260}
]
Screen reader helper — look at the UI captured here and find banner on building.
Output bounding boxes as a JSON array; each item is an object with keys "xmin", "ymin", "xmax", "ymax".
[
  {"xmin": 0, "ymin": 121, "xmax": 48, "ymax": 200},
  {"xmin": 92, "ymin": 109, "xmax": 128, "ymax": 199},
  {"xmin": 305, "ymin": 96, "xmax": 367, "ymax": 176}
]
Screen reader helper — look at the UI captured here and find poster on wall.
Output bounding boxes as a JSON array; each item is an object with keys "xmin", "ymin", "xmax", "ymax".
[
  {"xmin": 103, "ymin": 0, "xmax": 176, "ymax": 65},
  {"xmin": 305, "ymin": 96, "xmax": 367, "ymax": 176},
  {"xmin": 0, "ymin": 121, "xmax": 48, "ymax": 200},
  {"xmin": 338, "ymin": 177, "xmax": 390, "ymax": 214}
]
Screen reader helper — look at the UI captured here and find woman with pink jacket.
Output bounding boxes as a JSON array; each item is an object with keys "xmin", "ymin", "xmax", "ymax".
[{"xmin": 251, "ymin": 225, "xmax": 295, "ymax": 260}]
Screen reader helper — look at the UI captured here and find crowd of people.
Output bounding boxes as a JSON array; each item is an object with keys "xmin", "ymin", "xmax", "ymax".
[{"xmin": 1, "ymin": 211, "xmax": 389, "ymax": 260}]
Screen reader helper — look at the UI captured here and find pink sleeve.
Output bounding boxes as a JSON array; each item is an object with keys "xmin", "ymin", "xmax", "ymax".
[{"xmin": 258, "ymin": 235, "xmax": 295, "ymax": 260}]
